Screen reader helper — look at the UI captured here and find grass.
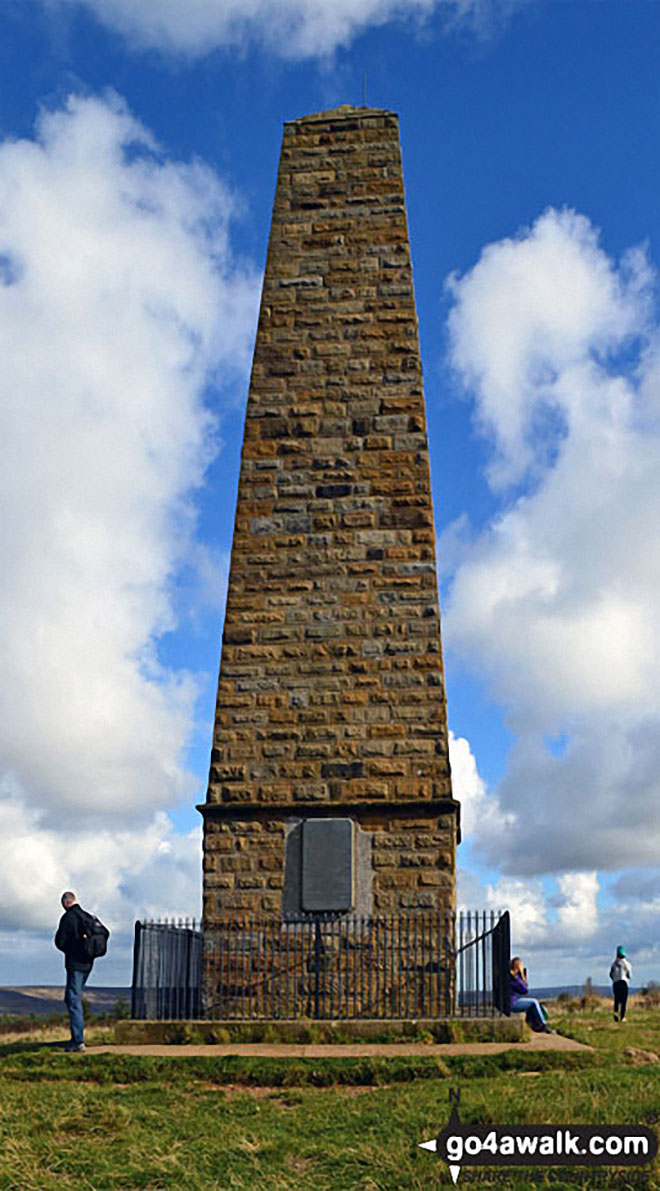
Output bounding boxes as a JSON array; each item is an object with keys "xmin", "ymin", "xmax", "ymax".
[
  {"xmin": 0, "ymin": 999, "xmax": 659, "ymax": 1190},
  {"xmin": 556, "ymin": 996, "xmax": 660, "ymax": 1061}
]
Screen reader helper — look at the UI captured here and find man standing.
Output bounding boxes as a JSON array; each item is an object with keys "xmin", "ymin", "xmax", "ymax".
[{"xmin": 55, "ymin": 891, "xmax": 94, "ymax": 1052}]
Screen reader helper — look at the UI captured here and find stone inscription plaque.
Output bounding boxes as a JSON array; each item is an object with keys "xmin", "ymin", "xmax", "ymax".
[{"xmin": 301, "ymin": 818, "xmax": 354, "ymax": 913}]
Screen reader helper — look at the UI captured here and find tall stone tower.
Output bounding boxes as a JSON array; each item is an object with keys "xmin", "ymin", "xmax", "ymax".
[{"xmin": 200, "ymin": 106, "xmax": 459, "ymax": 929}]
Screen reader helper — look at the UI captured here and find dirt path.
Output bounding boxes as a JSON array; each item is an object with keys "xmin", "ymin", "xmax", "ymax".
[{"xmin": 85, "ymin": 1032, "xmax": 590, "ymax": 1058}]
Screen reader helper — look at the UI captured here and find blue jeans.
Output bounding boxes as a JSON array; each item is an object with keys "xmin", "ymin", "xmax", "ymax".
[
  {"xmin": 64, "ymin": 968, "xmax": 89, "ymax": 1044},
  {"xmin": 511, "ymin": 995, "xmax": 546, "ymax": 1031}
]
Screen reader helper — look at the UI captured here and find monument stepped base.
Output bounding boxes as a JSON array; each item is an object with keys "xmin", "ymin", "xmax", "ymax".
[{"xmin": 116, "ymin": 1016, "xmax": 524, "ymax": 1046}]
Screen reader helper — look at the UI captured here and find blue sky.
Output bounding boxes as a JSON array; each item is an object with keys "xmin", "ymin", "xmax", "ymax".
[{"xmin": 1, "ymin": 0, "xmax": 660, "ymax": 988}]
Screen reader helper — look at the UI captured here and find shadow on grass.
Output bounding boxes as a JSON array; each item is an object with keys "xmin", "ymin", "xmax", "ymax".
[{"xmin": 0, "ymin": 1037, "xmax": 73, "ymax": 1057}]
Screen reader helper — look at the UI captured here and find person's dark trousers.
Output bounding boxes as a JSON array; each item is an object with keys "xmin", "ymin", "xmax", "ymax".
[
  {"xmin": 64, "ymin": 968, "xmax": 89, "ymax": 1045},
  {"xmin": 613, "ymin": 979, "xmax": 628, "ymax": 1021}
]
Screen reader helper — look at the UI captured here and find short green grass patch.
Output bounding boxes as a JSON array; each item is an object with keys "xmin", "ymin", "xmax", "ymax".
[{"xmin": 1, "ymin": 1001, "xmax": 659, "ymax": 1190}]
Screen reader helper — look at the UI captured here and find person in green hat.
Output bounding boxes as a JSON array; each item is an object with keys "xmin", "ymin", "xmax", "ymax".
[{"xmin": 609, "ymin": 945, "xmax": 632, "ymax": 1022}]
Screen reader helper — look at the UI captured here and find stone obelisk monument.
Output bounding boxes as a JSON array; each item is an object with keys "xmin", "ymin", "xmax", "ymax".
[{"xmin": 200, "ymin": 106, "xmax": 459, "ymax": 933}]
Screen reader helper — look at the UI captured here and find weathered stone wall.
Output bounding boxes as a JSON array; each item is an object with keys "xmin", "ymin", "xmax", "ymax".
[
  {"xmin": 204, "ymin": 809, "xmax": 456, "ymax": 915},
  {"xmin": 201, "ymin": 105, "xmax": 459, "ymax": 923}
]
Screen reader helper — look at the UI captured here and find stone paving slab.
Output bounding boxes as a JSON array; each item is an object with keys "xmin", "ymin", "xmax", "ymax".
[{"xmin": 85, "ymin": 1032, "xmax": 591, "ymax": 1058}]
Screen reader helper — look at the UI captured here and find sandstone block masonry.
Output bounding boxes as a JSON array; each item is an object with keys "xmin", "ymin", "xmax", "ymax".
[{"xmin": 200, "ymin": 105, "xmax": 460, "ymax": 922}]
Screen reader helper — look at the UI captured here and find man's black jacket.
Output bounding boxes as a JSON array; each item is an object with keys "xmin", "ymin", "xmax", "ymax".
[{"xmin": 55, "ymin": 905, "xmax": 93, "ymax": 973}]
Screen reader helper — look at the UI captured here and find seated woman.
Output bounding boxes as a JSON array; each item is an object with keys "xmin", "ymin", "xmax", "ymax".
[{"xmin": 509, "ymin": 956, "xmax": 554, "ymax": 1033}]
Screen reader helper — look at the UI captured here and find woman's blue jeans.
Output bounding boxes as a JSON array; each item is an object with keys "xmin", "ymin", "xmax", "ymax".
[
  {"xmin": 511, "ymin": 995, "xmax": 546, "ymax": 1031},
  {"xmin": 64, "ymin": 968, "xmax": 89, "ymax": 1044}
]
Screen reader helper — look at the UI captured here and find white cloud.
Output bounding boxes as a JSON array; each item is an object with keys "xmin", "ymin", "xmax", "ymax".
[
  {"xmin": 448, "ymin": 729, "xmax": 512, "ymax": 840},
  {"xmin": 451, "ymin": 734, "xmax": 660, "ymax": 985},
  {"xmin": 445, "ymin": 207, "xmax": 660, "ymax": 878},
  {"xmin": 555, "ymin": 871, "xmax": 598, "ymax": 940},
  {"xmin": 458, "ymin": 868, "xmax": 547, "ymax": 944},
  {"xmin": 0, "ymin": 93, "xmax": 259, "ymax": 943},
  {"xmin": 0, "ymin": 782, "xmax": 201, "ymax": 934},
  {"xmin": 447, "ymin": 209, "xmax": 652, "ymax": 488},
  {"xmin": 487, "ymin": 877, "xmax": 547, "ymax": 947},
  {"xmin": 44, "ymin": 0, "xmax": 529, "ymax": 59},
  {"xmin": 458, "ymin": 866, "xmax": 601, "ymax": 955},
  {"xmin": 0, "ymin": 817, "xmax": 201, "ymax": 984}
]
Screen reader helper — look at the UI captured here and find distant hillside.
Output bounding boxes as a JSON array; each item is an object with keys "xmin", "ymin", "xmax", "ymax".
[
  {"xmin": 1, "ymin": 984, "xmax": 636, "ymax": 1018},
  {"xmin": 536, "ymin": 985, "xmax": 638, "ymax": 1000},
  {"xmin": 0, "ymin": 987, "xmax": 130, "ymax": 1017}
]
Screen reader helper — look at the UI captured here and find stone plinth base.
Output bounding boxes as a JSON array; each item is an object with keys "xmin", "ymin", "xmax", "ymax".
[{"xmin": 116, "ymin": 1015, "xmax": 524, "ymax": 1046}]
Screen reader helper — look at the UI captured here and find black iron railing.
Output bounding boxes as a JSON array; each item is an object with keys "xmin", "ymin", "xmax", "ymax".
[
  {"xmin": 131, "ymin": 919, "xmax": 202, "ymax": 1020},
  {"xmin": 203, "ymin": 913, "xmax": 455, "ymax": 1020},
  {"xmin": 456, "ymin": 909, "xmax": 511, "ymax": 1017},
  {"xmin": 131, "ymin": 910, "xmax": 510, "ymax": 1021}
]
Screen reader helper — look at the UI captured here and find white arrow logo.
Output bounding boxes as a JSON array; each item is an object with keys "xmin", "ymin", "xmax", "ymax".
[{"xmin": 418, "ymin": 1137, "xmax": 461, "ymax": 1182}]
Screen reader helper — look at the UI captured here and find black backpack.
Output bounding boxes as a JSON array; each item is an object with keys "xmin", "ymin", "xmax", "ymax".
[{"xmin": 79, "ymin": 910, "xmax": 110, "ymax": 961}]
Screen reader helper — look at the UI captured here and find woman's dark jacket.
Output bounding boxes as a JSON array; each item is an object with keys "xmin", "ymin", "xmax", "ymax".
[{"xmin": 509, "ymin": 972, "xmax": 529, "ymax": 1004}]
